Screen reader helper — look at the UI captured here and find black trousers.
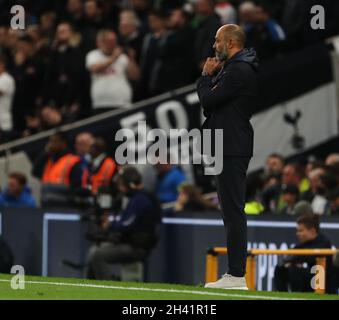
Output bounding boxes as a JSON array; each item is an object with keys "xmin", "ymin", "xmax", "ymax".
[
  {"xmin": 215, "ymin": 156, "xmax": 250, "ymax": 277},
  {"xmin": 274, "ymin": 265, "xmax": 313, "ymax": 292},
  {"xmin": 86, "ymin": 242, "xmax": 147, "ymax": 280},
  {"xmin": 274, "ymin": 264, "xmax": 338, "ymax": 293}
]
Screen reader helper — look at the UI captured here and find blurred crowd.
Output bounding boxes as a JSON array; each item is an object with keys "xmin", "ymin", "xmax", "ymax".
[
  {"xmin": 1, "ymin": 0, "xmax": 339, "ymax": 143},
  {"xmin": 245, "ymin": 153, "xmax": 339, "ymax": 216},
  {"xmin": 0, "ymin": 129, "xmax": 339, "ymax": 218}
]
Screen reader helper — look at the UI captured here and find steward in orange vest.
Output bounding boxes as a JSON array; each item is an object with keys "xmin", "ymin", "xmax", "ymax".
[
  {"xmin": 33, "ymin": 133, "xmax": 87, "ymax": 189},
  {"xmin": 88, "ymin": 138, "xmax": 117, "ymax": 194}
]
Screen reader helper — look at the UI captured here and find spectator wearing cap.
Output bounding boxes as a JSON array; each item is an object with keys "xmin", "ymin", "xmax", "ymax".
[
  {"xmin": 0, "ymin": 172, "xmax": 36, "ymax": 208},
  {"xmin": 277, "ymin": 184, "xmax": 299, "ymax": 215}
]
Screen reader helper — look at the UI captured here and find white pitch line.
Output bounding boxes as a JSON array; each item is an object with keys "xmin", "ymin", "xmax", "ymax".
[{"xmin": 0, "ymin": 279, "xmax": 307, "ymax": 300}]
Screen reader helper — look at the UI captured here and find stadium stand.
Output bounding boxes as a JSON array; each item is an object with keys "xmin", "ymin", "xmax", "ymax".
[{"xmin": 0, "ymin": 0, "xmax": 339, "ymax": 292}]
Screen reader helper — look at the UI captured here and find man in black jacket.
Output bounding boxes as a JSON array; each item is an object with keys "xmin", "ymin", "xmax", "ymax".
[
  {"xmin": 197, "ymin": 24, "xmax": 258, "ymax": 290},
  {"xmin": 274, "ymin": 214, "xmax": 337, "ymax": 293}
]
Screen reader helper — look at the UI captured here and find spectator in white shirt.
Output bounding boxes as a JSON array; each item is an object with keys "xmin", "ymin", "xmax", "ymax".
[
  {"xmin": 215, "ymin": 0, "xmax": 237, "ymax": 25},
  {"xmin": 0, "ymin": 56, "xmax": 15, "ymax": 133},
  {"xmin": 86, "ymin": 29, "xmax": 140, "ymax": 113}
]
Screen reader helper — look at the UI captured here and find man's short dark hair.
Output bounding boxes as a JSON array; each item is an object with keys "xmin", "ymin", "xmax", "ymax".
[
  {"xmin": 118, "ymin": 166, "xmax": 142, "ymax": 188},
  {"xmin": 9, "ymin": 172, "xmax": 27, "ymax": 187},
  {"xmin": 268, "ymin": 153, "xmax": 284, "ymax": 162},
  {"xmin": 297, "ymin": 213, "xmax": 320, "ymax": 233}
]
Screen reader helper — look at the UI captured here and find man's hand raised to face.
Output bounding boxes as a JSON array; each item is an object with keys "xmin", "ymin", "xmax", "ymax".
[{"xmin": 202, "ymin": 57, "xmax": 223, "ymax": 76}]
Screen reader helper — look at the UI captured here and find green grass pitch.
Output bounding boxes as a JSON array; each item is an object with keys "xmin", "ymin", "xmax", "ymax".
[{"xmin": 0, "ymin": 273, "xmax": 338, "ymax": 300}]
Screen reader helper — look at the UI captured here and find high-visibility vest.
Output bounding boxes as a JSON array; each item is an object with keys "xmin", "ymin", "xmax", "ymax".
[
  {"xmin": 299, "ymin": 178, "xmax": 310, "ymax": 193},
  {"xmin": 90, "ymin": 157, "xmax": 117, "ymax": 194},
  {"xmin": 42, "ymin": 153, "xmax": 81, "ymax": 186},
  {"xmin": 245, "ymin": 201, "xmax": 265, "ymax": 215}
]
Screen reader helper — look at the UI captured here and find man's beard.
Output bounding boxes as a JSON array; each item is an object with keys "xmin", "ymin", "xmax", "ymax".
[{"xmin": 215, "ymin": 48, "xmax": 228, "ymax": 62}]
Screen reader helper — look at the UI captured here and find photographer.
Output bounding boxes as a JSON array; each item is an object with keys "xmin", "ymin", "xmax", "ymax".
[{"xmin": 86, "ymin": 166, "xmax": 161, "ymax": 280}]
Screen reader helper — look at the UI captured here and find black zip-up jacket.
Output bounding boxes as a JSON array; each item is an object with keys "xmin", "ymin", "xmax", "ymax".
[
  {"xmin": 284, "ymin": 233, "xmax": 333, "ymax": 266},
  {"xmin": 196, "ymin": 48, "xmax": 259, "ymax": 157}
]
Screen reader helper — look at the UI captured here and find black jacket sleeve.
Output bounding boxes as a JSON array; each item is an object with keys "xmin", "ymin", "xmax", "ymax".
[
  {"xmin": 69, "ymin": 162, "xmax": 84, "ymax": 189},
  {"xmin": 196, "ymin": 65, "xmax": 245, "ymax": 114},
  {"xmin": 32, "ymin": 153, "xmax": 49, "ymax": 179}
]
